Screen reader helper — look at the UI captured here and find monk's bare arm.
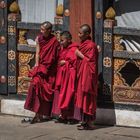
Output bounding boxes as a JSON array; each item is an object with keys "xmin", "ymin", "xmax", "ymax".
[
  {"xmin": 75, "ymin": 49, "xmax": 84, "ymax": 59},
  {"xmin": 35, "ymin": 40, "xmax": 40, "ymax": 66}
]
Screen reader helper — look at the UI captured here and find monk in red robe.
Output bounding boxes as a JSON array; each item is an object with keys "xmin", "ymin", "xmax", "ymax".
[
  {"xmin": 24, "ymin": 21, "xmax": 60, "ymax": 123},
  {"xmin": 74, "ymin": 24, "xmax": 98, "ymax": 130},
  {"xmin": 52, "ymin": 31, "xmax": 78, "ymax": 123}
]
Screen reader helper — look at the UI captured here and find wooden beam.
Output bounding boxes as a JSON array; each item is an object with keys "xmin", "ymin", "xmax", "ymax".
[
  {"xmin": 17, "ymin": 44, "xmax": 36, "ymax": 53},
  {"xmin": 113, "ymin": 26, "xmax": 140, "ymax": 36},
  {"xmin": 113, "ymin": 50, "xmax": 140, "ymax": 59}
]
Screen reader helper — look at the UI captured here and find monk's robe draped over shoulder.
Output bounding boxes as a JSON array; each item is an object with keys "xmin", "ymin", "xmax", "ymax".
[
  {"xmin": 24, "ymin": 34, "xmax": 60, "ymax": 116},
  {"xmin": 75, "ymin": 38, "xmax": 98, "ymax": 120},
  {"xmin": 52, "ymin": 43, "xmax": 77, "ymax": 117}
]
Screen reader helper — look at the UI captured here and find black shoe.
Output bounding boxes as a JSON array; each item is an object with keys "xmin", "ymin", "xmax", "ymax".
[{"xmin": 54, "ymin": 117, "xmax": 68, "ymax": 124}]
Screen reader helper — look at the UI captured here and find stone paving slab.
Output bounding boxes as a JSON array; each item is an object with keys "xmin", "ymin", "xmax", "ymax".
[{"xmin": 0, "ymin": 115, "xmax": 140, "ymax": 140}]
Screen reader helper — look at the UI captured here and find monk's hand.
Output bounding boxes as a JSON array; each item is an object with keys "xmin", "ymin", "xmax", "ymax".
[
  {"xmin": 75, "ymin": 49, "xmax": 84, "ymax": 59},
  {"xmin": 84, "ymin": 57, "xmax": 90, "ymax": 61},
  {"xmin": 34, "ymin": 63, "xmax": 38, "ymax": 67},
  {"xmin": 97, "ymin": 45, "xmax": 101, "ymax": 52},
  {"xmin": 59, "ymin": 60, "xmax": 66, "ymax": 66}
]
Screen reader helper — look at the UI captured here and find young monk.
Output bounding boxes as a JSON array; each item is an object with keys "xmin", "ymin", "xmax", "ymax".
[
  {"xmin": 23, "ymin": 21, "xmax": 60, "ymax": 124},
  {"xmin": 74, "ymin": 24, "xmax": 98, "ymax": 130},
  {"xmin": 52, "ymin": 31, "xmax": 78, "ymax": 123}
]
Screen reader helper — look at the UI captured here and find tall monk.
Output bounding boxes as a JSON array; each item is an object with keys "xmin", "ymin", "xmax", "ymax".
[
  {"xmin": 74, "ymin": 24, "xmax": 98, "ymax": 130},
  {"xmin": 52, "ymin": 31, "xmax": 78, "ymax": 123},
  {"xmin": 23, "ymin": 21, "xmax": 60, "ymax": 124}
]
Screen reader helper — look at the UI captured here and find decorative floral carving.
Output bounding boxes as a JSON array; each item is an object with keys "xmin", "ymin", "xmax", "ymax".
[
  {"xmin": 8, "ymin": 50, "xmax": 16, "ymax": 61},
  {"xmin": 114, "ymin": 35, "xmax": 124, "ymax": 51},
  {"xmin": 114, "ymin": 59, "xmax": 126, "ymax": 71},
  {"xmin": 114, "ymin": 73, "xmax": 127, "ymax": 86},
  {"xmin": 132, "ymin": 77, "xmax": 140, "ymax": 87},
  {"xmin": 18, "ymin": 76, "xmax": 31, "ymax": 93},
  {"xmin": 104, "ymin": 32, "xmax": 112, "ymax": 44},
  {"xmin": 113, "ymin": 86, "xmax": 140, "ymax": 103},
  {"xmin": 135, "ymin": 60, "xmax": 140, "ymax": 68},
  {"xmin": 18, "ymin": 30, "xmax": 28, "ymax": 44},
  {"xmin": 18, "ymin": 52, "xmax": 34, "ymax": 93},
  {"xmin": 103, "ymin": 57, "xmax": 111, "ymax": 67},
  {"xmin": 8, "ymin": 76, "xmax": 16, "ymax": 86},
  {"xmin": 19, "ymin": 65, "xmax": 30, "ymax": 77},
  {"xmin": 19, "ymin": 53, "xmax": 34, "ymax": 64},
  {"xmin": 8, "ymin": 25, "xmax": 16, "ymax": 35}
]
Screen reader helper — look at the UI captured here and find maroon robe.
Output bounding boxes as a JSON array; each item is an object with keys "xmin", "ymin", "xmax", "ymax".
[
  {"xmin": 74, "ymin": 38, "xmax": 98, "ymax": 121},
  {"xmin": 52, "ymin": 43, "xmax": 77, "ymax": 119},
  {"xmin": 24, "ymin": 34, "xmax": 60, "ymax": 116}
]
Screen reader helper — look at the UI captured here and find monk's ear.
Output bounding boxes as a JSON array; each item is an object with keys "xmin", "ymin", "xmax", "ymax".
[
  {"xmin": 85, "ymin": 32, "xmax": 90, "ymax": 35},
  {"xmin": 48, "ymin": 28, "xmax": 52, "ymax": 33},
  {"xmin": 68, "ymin": 39, "xmax": 72, "ymax": 43},
  {"xmin": 85, "ymin": 32, "xmax": 90, "ymax": 37}
]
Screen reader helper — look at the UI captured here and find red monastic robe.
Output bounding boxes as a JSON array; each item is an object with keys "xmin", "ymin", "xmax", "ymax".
[
  {"xmin": 52, "ymin": 43, "xmax": 77, "ymax": 118},
  {"xmin": 24, "ymin": 34, "xmax": 60, "ymax": 116},
  {"xmin": 75, "ymin": 39, "xmax": 98, "ymax": 121}
]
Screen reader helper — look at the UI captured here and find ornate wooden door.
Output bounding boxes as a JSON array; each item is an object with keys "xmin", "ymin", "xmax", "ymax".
[{"xmin": 69, "ymin": 0, "xmax": 93, "ymax": 42}]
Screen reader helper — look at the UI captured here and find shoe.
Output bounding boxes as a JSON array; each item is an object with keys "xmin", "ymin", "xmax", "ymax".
[
  {"xmin": 77, "ymin": 122, "xmax": 86, "ymax": 127},
  {"xmin": 21, "ymin": 117, "xmax": 32, "ymax": 123},
  {"xmin": 30, "ymin": 116, "xmax": 39, "ymax": 124},
  {"xmin": 77, "ymin": 123, "xmax": 95, "ymax": 130},
  {"xmin": 54, "ymin": 117, "xmax": 68, "ymax": 124},
  {"xmin": 67, "ymin": 119, "xmax": 79, "ymax": 125}
]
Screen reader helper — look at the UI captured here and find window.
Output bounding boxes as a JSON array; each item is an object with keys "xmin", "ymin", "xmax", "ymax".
[{"xmin": 18, "ymin": 0, "xmax": 56, "ymax": 23}]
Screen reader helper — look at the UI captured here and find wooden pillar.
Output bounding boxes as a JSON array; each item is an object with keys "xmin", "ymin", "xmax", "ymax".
[
  {"xmin": 0, "ymin": 0, "xmax": 8, "ymax": 94},
  {"xmin": 94, "ymin": 0, "xmax": 103, "ymax": 74},
  {"xmin": 7, "ymin": 13, "xmax": 19, "ymax": 93},
  {"xmin": 63, "ymin": 0, "xmax": 69, "ymax": 31},
  {"xmin": 102, "ymin": 19, "xmax": 115, "ymax": 100}
]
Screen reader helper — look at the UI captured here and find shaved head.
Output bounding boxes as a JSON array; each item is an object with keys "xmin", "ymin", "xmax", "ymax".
[
  {"xmin": 80, "ymin": 24, "xmax": 91, "ymax": 34},
  {"xmin": 61, "ymin": 31, "xmax": 72, "ymax": 40},
  {"xmin": 41, "ymin": 21, "xmax": 52, "ymax": 30}
]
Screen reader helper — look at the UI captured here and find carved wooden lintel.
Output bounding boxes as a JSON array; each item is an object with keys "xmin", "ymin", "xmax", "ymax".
[
  {"xmin": 113, "ymin": 86, "xmax": 140, "ymax": 103},
  {"xmin": 8, "ymin": 13, "xmax": 21, "ymax": 21}
]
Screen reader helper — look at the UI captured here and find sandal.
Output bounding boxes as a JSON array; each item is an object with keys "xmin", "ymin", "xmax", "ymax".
[
  {"xmin": 77, "ymin": 123, "xmax": 87, "ymax": 130},
  {"xmin": 30, "ymin": 116, "xmax": 51, "ymax": 124},
  {"xmin": 30, "ymin": 114, "xmax": 43, "ymax": 124},
  {"xmin": 77, "ymin": 122, "xmax": 87, "ymax": 127},
  {"xmin": 77, "ymin": 123, "xmax": 95, "ymax": 130},
  {"xmin": 84, "ymin": 124, "xmax": 95, "ymax": 130},
  {"xmin": 21, "ymin": 117, "xmax": 32, "ymax": 123}
]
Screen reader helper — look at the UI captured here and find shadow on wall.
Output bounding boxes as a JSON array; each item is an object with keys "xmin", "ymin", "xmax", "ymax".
[{"xmin": 96, "ymin": 72, "xmax": 116, "ymax": 126}]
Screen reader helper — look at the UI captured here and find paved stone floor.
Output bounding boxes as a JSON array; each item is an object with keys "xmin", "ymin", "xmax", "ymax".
[{"xmin": 0, "ymin": 114, "xmax": 140, "ymax": 140}]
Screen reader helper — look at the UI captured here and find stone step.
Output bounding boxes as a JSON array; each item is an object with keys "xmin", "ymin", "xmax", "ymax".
[
  {"xmin": 0, "ymin": 99, "xmax": 34, "ymax": 117},
  {"xmin": 0, "ymin": 98, "xmax": 140, "ymax": 127}
]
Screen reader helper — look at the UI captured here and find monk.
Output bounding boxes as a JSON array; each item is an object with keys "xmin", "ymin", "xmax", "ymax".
[
  {"xmin": 23, "ymin": 21, "xmax": 60, "ymax": 124},
  {"xmin": 52, "ymin": 31, "xmax": 78, "ymax": 123},
  {"xmin": 74, "ymin": 24, "xmax": 98, "ymax": 130}
]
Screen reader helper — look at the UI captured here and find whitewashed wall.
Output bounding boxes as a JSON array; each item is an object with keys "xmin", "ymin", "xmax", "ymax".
[{"xmin": 18, "ymin": 0, "xmax": 56, "ymax": 23}]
